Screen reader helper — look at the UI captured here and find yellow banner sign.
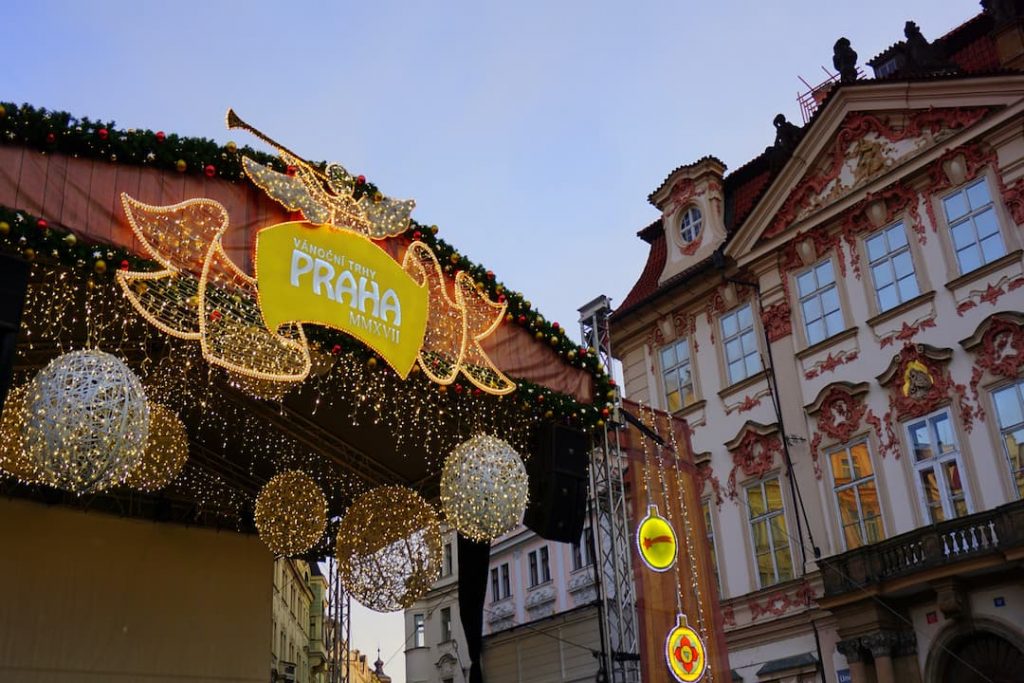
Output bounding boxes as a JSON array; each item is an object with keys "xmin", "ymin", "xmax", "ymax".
[{"xmin": 256, "ymin": 222, "xmax": 429, "ymax": 378}]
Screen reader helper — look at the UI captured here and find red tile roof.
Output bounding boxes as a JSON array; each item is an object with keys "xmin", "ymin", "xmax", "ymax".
[{"xmin": 615, "ymin": 231, "xmax": 667, "ymax": 315}]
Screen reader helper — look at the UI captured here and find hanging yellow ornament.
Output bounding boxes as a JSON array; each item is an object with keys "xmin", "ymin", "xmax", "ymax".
[
  {"xmin": 636, "ymin": 504, "xmax": 677, "ymax": 572},
  {"xmin": 665, "ymin": 614, "xmax": 707, "ymax": 682}
]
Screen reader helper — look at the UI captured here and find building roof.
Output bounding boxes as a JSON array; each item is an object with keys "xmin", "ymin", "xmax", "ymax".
[{"xmin": 611, "ymin": 8, "xmax": 1006, "ymax": 324}]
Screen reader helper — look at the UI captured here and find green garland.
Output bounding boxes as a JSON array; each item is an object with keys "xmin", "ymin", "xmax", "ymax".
[{"xmin": 0, "ymin": 101, "xmax": 615, "ymax": 424}]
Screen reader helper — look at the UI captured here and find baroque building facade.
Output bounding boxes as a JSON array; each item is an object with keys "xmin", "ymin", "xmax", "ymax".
[
  {"xmin": 405, "ymin": 524, "xmax": 601, "ymax": 683},
  {"xmin": 611, "ymin": 5, "xmax": 1024, "ymax": 683}
]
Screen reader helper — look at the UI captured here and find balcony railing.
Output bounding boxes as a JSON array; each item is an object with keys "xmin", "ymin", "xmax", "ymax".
[{"xmin": 821, "ymin": 500, "xmax": 1024, "ymax": 597}]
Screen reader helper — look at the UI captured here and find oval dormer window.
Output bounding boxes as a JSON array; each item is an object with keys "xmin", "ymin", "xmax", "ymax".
[{"xmin": 679, "ymin": 206, "xmax": 703, "ymax": 244}]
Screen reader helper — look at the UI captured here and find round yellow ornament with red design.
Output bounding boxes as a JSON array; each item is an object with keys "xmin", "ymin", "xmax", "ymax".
[{"xmin": 665, "ymin": 614, "xmax": 707, "ymax": 682}]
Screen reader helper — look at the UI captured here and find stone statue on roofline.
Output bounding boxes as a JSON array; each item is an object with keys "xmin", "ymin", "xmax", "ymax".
[
  {"xmin": 833, "ymin": 37, "xmax": 858, "ymax": 83},
  {"xmin": 773, "ymin": 114, "xmax": 803, "ymax": 152},
  {"xmin": 903, "ymin": 21, "xmax": 957, "ymax": 74}
]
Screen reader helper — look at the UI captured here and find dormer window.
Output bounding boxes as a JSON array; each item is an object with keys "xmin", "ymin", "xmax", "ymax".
[{"xmin": 680, "ymin": 206, "xmax": 703, "ymax": 243}]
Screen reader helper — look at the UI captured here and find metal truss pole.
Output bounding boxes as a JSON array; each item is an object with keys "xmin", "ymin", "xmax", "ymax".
[
  {"xmin": 326, "ymin": 556, "xmax": 352, "ymax": 683},
  {"xmin": 579, "ymin": 296, "xmax": 640, "ymax": 683}
]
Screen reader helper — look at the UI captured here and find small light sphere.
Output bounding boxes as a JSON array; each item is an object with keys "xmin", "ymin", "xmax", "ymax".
[
  {"xmin": 123, "ymin": 403, "xmax": 189, "ymax": 492},
  {"xmin": 440, "ymin": 433, "xmax": 528, "ymax": 542},
  {"xmin": 336, "ymin": 485, "xmax": 442, "ymax": 613},
  {"xmin": 24, "ymin": 350, "xmax": 149, "ymax": 493},
  {"xmin": 254, "ymin": 470, "xmax": 327, "ymax": 557}
]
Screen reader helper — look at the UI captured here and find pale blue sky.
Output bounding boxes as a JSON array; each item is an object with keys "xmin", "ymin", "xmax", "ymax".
[{"xmin": 2, "ymin": 1, "xmax": 977, "ymax": 679}]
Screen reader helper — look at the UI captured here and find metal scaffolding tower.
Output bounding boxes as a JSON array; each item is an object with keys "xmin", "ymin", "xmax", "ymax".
[
  {"xmin": 325, "ymin": 555, "xmax": 352, "ymax": 683},
  {"xmin": 578, "ymin": 295, "xmax": 640, "ymax": 683}
]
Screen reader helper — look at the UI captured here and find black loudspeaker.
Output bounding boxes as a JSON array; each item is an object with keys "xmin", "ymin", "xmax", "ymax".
[
  {"xmin": 0, "ymin": 254, "xmax": 29, "ymax": 415},
  {"xmin": 523, "ymin": 423, "xmax": 590, "ymax": 543}
]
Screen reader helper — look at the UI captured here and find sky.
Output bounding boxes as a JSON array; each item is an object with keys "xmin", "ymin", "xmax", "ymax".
[{"xmin": 2, "ymin": 1, "xmax": 977, "ymax": 680}]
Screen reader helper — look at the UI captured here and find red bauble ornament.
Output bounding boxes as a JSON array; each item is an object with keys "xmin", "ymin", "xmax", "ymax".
[
  {"xmin": 204, "ymin": 164, "xmax": 216, "ymax": 178},
  {"xmin": 356, "ymin": 175, "xmax": 366, "ymax": 185},
  {"xmin": 97, "ymin": 128, "xmax": 109, "ymax": 141},
  {"xmin": 331, "ymin": 344, "xmax": 342, "ymax": 355},
  {"xmin": 286, "ymin": 165, "xmax": 298, "ymax": 176},
  {"xmin": 497, "ymin": 294, "xmax": 506, "ymax": 303},
  {"xmin": 46, "ymin": 132, "xmax": 56, "ymax": 144},
  {"xmin": 119, "ymin": 259, "xmax": 130, "ymax": 270},
  {"xmin": 552, "ymin": 322, "xmax": 560, "ymax": 330},
  {"xmin": 412, "ymin": 230, "xmax": 422, "ymax": 240},
  {"xmin": 36, "ymin": 218, "xmax": 48, "ymax": 230},
  {"xmin": 486, "ymin": 270, "xmax": 494, "ymax": 280},
  {"xmin": 472, "ymin": 388, "xmax": 482, "ymax": 397},
  {"xmin": 517, "ymin": 314, "xmax": 527, "ymax": 325},
  {"xmin": 210, "ymin": 310, "xmax": 222, "ymax": 321},
  {"xmin": 536, "ymin": 394, "xmax": 545, "ymax": 403},
  {"xmin": 155, "ymin": 131, "xmax": 166, "ymax": 143},
  {"xmin": 454, "ymin": 384, "xmax": 464, "ymax": 394}
]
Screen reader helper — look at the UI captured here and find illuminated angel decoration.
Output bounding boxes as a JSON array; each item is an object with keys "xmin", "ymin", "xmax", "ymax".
[
  {"xmin": 227, "ymin": 109, "xmax": 415, "ymax": 239},
  {"xmin": 117, "ymin": 194, "xmax": 311, "ymax": 390}
]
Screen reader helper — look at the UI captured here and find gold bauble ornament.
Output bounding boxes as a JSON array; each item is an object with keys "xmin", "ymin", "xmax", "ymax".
[
  {"xmin": 226, "ymin": 141, "xmax": 238, "ymax": 154},
  {"xmin": 63, "ymin": 233, "xmax": 77, "ymax": 246},
  {"xmin": 175, "ymin": 159, "xmax": 187, "ymax": 172},
  {"xmin": 336, "ymin": 486, "xmax": 442, "ymax": 612},
  {"xmin": 0, "ymin": 221, "xmax": 9, "ymax": 236},
  {"xmin": 440, "ymin": 434, "xmax": 528, "ymax": 542},
  {"xmin": 93, "ymin": 259, "xmax": 107, "ymax": 274},
  {"xmin": 123, "ymin": 403, "xmax": 189, "ymax": 492},
  {"xmin": 254, "ymin": 470, "xmax": 327, "ymax": 557},
  {"xmin": 0, "ymin": 385, "xmax": 39, "ymax": 483}
]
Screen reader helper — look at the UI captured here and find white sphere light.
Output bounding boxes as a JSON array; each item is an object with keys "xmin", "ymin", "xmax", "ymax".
[
  {"xmin": 441, "ymin": 433, "xmax": 529, "ymax": 542},
  {"xmin": 24, "ymin": 349, "xmax": 149, "ymax": 493}
]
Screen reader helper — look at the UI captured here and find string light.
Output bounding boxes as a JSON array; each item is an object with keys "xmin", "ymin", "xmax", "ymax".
[
  {"xmin": 23, "ymin": 349, "xmax": 149, "ymax": 494},
  {"xmin": 336, "ymin": 485, "xmax": 442, "ymax": 612},
  {"xmin": 123, "ymin": 402, "xmax": 190, "ymax": 492},
  {"xmin": 254, "ymin": 470, "xmax": 328, "ymax": 557},
  {"xmin": 440, "ymin": 433, "xmax": 528, "ymax": 542},
  {"xmin": 0, "ymin": 385, "xmax": 38, "ymax": 483}
]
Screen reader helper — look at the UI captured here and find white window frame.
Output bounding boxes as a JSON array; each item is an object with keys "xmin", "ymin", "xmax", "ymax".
[
  {"xmin": 796, "ymin": 258, "xmax": 843, "ymax": 345},
  {"xmin": 660, "ymin": 338, "xmax": 694, "ymax": 412},
  {"xmin": 572, "ymin": 527, "xmax": 595, "ymax": 571},
  {"xmin": 440, "ymin": 606, "xmax": 452, "ymax": 642},
  {"xmin": 905, "ymin": 407, "xmax": 973, "ymax": 523},
  {"xmin": 413, "ymin": 613, "xmax": 425, "ymax": 647},
  {"xmin": 500, "ymin": 562, "xmax": 510, "ymax": 598},
  {"xmin": 865, "ymin": 221, "xmax": 920, "ymax": 313},
  {"xmin": 701, "ymin": 498, "xmax": 721, "ymax": 596},
  {"xmin": 828, "ymin": 439, "xmax": 885, "ymax": 550},
  {"xmin": 942, "ymin": 177, "xmax": 1006, "ymax": 275},
  {"xmin": 528, "ymin": 550, "xmax": 539, "ymax": 587},
  {"xmin": 442, "ymin": 541, "xmax": 453, "ymax": 577},
  {"xmin": 990, "ymin": 379, "xmax": 1024, "ymax": 499},
  {"xmin": 679, "ymin": 206, "xmax": 703, "ymax": 243},
  {"xmin": 745, "ymin": 477, "xmax": 793, "ymax": 589},
  {"xmin": 721, "ymin": 303, "xmax": 761, "ymax": 385}
]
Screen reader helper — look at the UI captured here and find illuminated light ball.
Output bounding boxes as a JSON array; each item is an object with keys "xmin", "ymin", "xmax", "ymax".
[
  {"xmin": 204, "ymin": 164, "xmax": 216, "ymax": 178},
  {"xmin": 0, "ymin": 385, "xmax": 39, "ymax": 483},
  {"xmin": 254, "ymin": 470, "xmax": 328, "ymax": 557},
  {"xmin": 23, "ymin": 350, "xmax": 149, "ymax": 493},
  {"xmin": 175, "ymin": 159, "xmax": 187, "ymax": 173},
  {"xmin": 440, "ymin": 434, "xmax": 528, "ymax": 543},
  {"xmin": 123, "ymin": 403, "xmax": 189, "ymax": 492},
  {"xmin": 336, "ymin": 485, "xmax": 442, "ymax": 613},
  {"xmin": 225, "ymin": 140, "xmax": 237, "ymax": 153}
]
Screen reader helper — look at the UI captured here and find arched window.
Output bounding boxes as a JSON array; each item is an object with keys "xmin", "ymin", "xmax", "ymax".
[{"xmin": 679, "ymin": 206, "xmax": 703, "ymax": 243}]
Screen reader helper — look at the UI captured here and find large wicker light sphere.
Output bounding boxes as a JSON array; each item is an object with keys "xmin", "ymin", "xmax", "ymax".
[
  {"xmin": 24, "ymin": 350, "xmax": 149, "ymax": 493},
  {"xmin": 336, "ymin": 485, "xmax": 442, "ymax": 613},
  {"xmin": 0, "ymin": 385, "xmax": 38, "ymax": 483},
  {"xmin": 123, "ymin": 403, "xmax": 190, "ymax": 492},
  {"xmin": 254, "ymin": 470, "xmax": 328, "ymax": 556},
  {"xmin": 441, "ymin": 433, "xmax": 528, "ymax": 542}
]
